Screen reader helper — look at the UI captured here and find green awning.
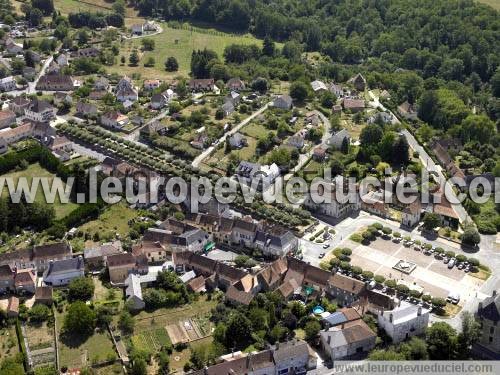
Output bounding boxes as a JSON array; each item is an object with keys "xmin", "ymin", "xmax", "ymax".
[{"xmin": 204, "ymin": 242, "xmax": 215, "ymax": 251}]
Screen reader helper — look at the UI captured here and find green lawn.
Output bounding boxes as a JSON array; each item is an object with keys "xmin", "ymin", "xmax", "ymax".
[
  {"xmin": 78, "ymin": 202, "xmax": 139, "ymax": 241},
  {"xmin": 0, "ymin": 163, "xmax": 78, "ymax": 219},
  {"xmin": 0, "ymin": 326, "xmax": 19, "ymax": 360},
  {"xmin": 55, "ymin": 309, "xmax": 116, "ymax": 368},
  {"xmin": 108, "ymin": 23, "xmax": 268, "ymax": 79},
  {"xmin": 53, "ymin": 0, "xmax": 144, "ymax": 24},
  {"xmin": 240, "ymin": 122, "xmax": 268, "ymax": 139}
]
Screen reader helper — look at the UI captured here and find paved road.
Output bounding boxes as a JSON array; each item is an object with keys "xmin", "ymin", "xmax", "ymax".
[
  {"xmin": 285, "ymin": 110, "xmax": 332, "ymax": 178},
  {"xmin": 191, "ymin": 102, "xmax": 271, "ymax": 167},
  {"xmin": 367, "ymin": 90, "xmax": 471, "ymax": 225},
  {"xmin": 72, "ymin": 143, "xmax": 107, "ymax": 162},
  {"xmin": 122, "ymin": 107, "xmax": 171, "ymax": 142}
]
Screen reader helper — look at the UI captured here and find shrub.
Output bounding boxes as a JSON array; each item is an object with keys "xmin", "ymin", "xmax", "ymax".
[
  {"xmin": 456, "ymin": 254, "xmax": 467, "ymax": 262},
  {"xmin": 362, "ymin": 271, "xmax": 374, "ymax": 279},
  {"xmin": 382, "ymin": 227, "xmax": 392, "ymax": 235},
  {"xmin": 445, "ymin": 251, "xmax": 455, "ymax": 258},
  {"xmin": 422, "ymin": 294, "xmax": 432, "ymax": 302},
  {"xmin": 384, "ymin": 279, "xmax": 397, "ymax": 288},
  {"xmin": 350, "ymin": 233, "xmax": 362, "ymax": 242},
  {"xmin": 409, "ymin": 289, "xmax": 422, "ymax": 298},
  {"xmin": 340, "ymin": 261, "xmax": 351, "ymax": 271},
  {"xmin": 351, "ymin": 266, "xmax": 362, "ymax": 275},
  {"xmin": 467, "ymin": 258, "xmax": 480, "ymax": 267},
  {"xmin": 374, "ymin": 275, "xmax": 385, "ymax": 284},
  {"xmin": 341, "ymin": 248, "xmax": 352, "ymax": 256},
  {"xmin": 396, "ymin": 284, "xmax": 410, "ymax": 294}
]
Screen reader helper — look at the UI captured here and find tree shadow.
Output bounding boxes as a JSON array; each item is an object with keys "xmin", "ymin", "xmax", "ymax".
[{"xmin": 60, "ymin": 330, "xmax": 92, "ymax": 348}]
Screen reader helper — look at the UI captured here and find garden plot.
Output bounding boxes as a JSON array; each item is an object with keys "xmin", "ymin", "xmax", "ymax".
[
  {"xmin": 23, "ymin": 322, "xmax": 56, "ymax": 369},
  {"xmin": 131, "ymin": 328, "xmax": 171, "ymax": 352},
  {"xmin": 166, "ymin": 316, "xmax": 212, "ymax": 345}
]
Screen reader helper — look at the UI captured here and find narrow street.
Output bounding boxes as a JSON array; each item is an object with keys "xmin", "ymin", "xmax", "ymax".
[
  {"xmin": 367, "ymin": 90, "xmax": 472, "ymax": 226},
  {"xmin": 191, "ymin": 101, "xmax": 270, "ymax": 167}
]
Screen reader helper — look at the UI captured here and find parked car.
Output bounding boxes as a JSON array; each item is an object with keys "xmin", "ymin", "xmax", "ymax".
[
  {"xmin": 448, "ymin": 258, "xmax": 456, "ymax": 269},
  {"xmin": 414, "ymin": 246, "xmax": 421, "ymax": 251},
  {"xmin": 322, "ymin": 244, "xmax": 329, "ymax": 249},
  {"xmin": 318, "ymin": 252, "xmax": 325, "ymax": 259},
  {"xmin": 457, "ymin": 263, "xmax": 464, "ymax": 270},
  {"xmin": 443, "ymin": 257, "xmax": 450, "ymax": 264}
]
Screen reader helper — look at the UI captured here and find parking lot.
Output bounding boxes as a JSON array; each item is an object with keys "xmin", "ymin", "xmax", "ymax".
[{"xmin": 341, "ymin": 237, "xmax": 485, "ymax": 300}]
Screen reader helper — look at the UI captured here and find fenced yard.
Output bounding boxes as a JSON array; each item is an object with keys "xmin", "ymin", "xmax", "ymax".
[{"xmin": 23, "ymin": 322, "xmax": 56, "ymax": 369}]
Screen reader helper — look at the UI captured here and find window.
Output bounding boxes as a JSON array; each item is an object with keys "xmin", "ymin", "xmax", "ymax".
[{"xmin": 489, "ymin": 336, "xmax": 493, "ymax": 343}]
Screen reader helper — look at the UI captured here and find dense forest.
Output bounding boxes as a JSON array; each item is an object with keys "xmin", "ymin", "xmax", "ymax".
[{"xmin": 132, "ymin": 0, "xmax": 499, "ymax": 78}]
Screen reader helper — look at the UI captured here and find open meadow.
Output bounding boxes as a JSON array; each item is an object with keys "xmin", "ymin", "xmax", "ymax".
[
  {"xmin": 108, "ymin": 23, "xmax": 267, "ymax": 79},
  {"xmin": 0, "ymin": 162, "xmax": 78, "ymax": 219}
]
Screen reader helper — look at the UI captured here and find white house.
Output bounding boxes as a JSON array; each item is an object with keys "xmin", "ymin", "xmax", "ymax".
[
  {"xmin": 0, "ymin": 76, "xmax": 16, "ymax": 92},
  {"xmin": 101, "ymin": 111, "xmax": 129, "ymax": 129},
  {"xmin": 150, "ymin": 93, "xmax": 167, "ymax": 109},
  {"xmin": 125, "ymin": 273, "xmax": 145, "ymax": 310},
  {"xmin": 311, "ymin": 80, "xmax": 327, "ymax": 93},
  {"xmin": 320, "ymin": 320, "xmax": 376, "ymax": 361},
  {"xmin": 304, "ymin": 176, "xmax": 360, "ymax": 219},
  {"xmin": 327, "ymin": 129, "xmax": 350, "ymax": 150},
  {"xmin": 377, "ymin": 301, "xmax": 430, "ymax": 343},
  {"xmin": 273, "ymin": 340, "xmax": 311, "ymax": 375},
  {"xmin": 56, "ymin": 54, "xmax": 69, "ymax": 66},
  {"xmin": 131, "ymin": 24, "xmax": 144, "ymax": 35},
  {"xmin": 401, "ymin": 200, "xmax": 422, "ymax": 227},
  {"xmin": 273, "ymin": 95, "xmax": 293, "ymax": 110},
  {"xmin": 24, "ymin": 100, "xmax": 56, "ymax": 123},
  {"xmin": 116, "ymin": 76, "xmax": 138, "ymax": 102},
  {"xmin": 42, "ymin": 256, "xmax": 85, "ymax": 286},
  {"xmin": 235, "ymin": 161, "xmax": 281, "ymax": 192}
]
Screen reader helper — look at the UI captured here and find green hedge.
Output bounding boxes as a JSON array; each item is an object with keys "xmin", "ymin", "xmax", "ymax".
[{"xmin": 15, "ymin": 319, "xmax": 28, "ymax": 371}]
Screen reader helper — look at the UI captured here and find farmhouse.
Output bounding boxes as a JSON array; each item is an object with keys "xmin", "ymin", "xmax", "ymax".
[
  {"xmin": 35, "ymin": 74, "xmax": 74, "ymax": 91},
  {"xmin": 43, "ymin": 256, "xmax": 85, "ymax": 286}
]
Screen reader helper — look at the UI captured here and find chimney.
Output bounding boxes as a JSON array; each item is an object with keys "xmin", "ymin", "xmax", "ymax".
[
  {"xmin": 341, "ymin": 323, "xmax": 345, "ymax": 329},
  {"xmin": 380, "ymin": 308, "xmax": 384, "ymax": 316},
  {"xmin": 389, "ymin": 313, "xmax": 393, "ymax": 323},
  {"xmin": 327, "ymin": 335, "xmax": 331, "ymax": 345},
  {"xmin": 246, "ymin": 353, "xmax": 252, "ymax": 368},
  {"xmin": 478, "ymin": 302, "xmax": 483, "ymax": 311},
  {"xmin": 493, "ymin": 290, "xmax": 497, "ymax": 297},
  {"xmin": 417, "ymin": 306, "xmax": 422, "ymax": 316}
]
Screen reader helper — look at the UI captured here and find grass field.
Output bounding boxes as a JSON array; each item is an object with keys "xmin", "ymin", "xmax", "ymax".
[
  {"xmin": 477, "ymin": 0, "xmax": 500, "ymax": 10},
  {"xmin": 0, "ymin": 163, "xmax": 78, "ymax": 220},
  {"xmin": 78, "ymin": 202, "xmax": 138, "ymax": 241},
  {"xmin": 0, "ymin": 326, "xmax": 19, "ymax": 360},
  {"xmin": 56, "ymin": 307, "xmax": 116, "ymax": 368},
  {"xmin": 53, "ymin": 0, "xmax": 144, "ymax": 25},
  {"xmin": 108, "ymin": 23, "xmax": 267, "ymax": 79}
]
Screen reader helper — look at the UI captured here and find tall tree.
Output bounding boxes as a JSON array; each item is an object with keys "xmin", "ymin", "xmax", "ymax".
[{"xmin": 426, "ymin": 322, "xmax": 458, "ymax": 359}]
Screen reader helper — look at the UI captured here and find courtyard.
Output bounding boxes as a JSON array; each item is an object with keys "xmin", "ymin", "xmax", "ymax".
[{"xmin": 338, "ymin": 237, "xmax": 486, "ymax": 302}]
